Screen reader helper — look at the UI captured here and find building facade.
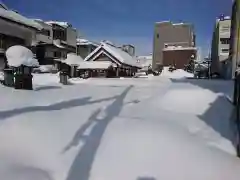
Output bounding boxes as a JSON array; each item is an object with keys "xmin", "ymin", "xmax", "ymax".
[
  {"xmin": 152, "ymin": 21, "xmax": 195, "ymax": 70},
  {"xmin": 210, "ymin": 16, "xmax": 231, "ymax": 78},
  {"xmin": 0, "ymin": 3, "xmax": 42, "ymax": 70},
  {"xmin": 34, "ymin": 21, "xmax": 77, "ymax": 66},
  {"xmin": 76, "ymin": 38, "xmax": 98, "ymax": 59}
]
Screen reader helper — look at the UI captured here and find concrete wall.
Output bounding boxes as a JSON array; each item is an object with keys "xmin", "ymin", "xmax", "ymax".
[
  {"xmin": 35, "ymin": 20, "xmax": 53, "ymax": 44},
  {"xmin": 0, "ymin": 18, "xmax": 37, "ymax": 70},
  {"xmin": 0, "ymin": 18, "xmax": 36, "ymax": 46},
  {"xmin": 162, "ymin": 49, "xmax": 196, "ymax": 69},
  {"xmin": 66, "ymin": 27, "xmax": 77, "ymax": 48},
  {"xmin": 152, "ymin": 22, "xmax": 194, "ymax": 70}
]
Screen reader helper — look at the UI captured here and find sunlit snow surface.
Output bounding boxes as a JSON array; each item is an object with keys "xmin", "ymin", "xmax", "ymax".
[{"xmin": 0, "ymin": 72, "xmax": 239, "ymax": 180}]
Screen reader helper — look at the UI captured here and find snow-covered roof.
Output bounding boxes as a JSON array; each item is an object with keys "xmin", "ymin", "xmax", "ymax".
[
  {"xmin": 63, "ymin": 53, "xmax": 84, "ymax": 66},
  {"xmin": 45, "ymin": 21, "xmax": 71, "ymax": 28},
  {"xmin": 6, "ymin": 45, "xmax": 39, "ymax": 67},
  {"xmin": 78, "ymin": 61, "xmax": 113, "ymax": 70},
  {"xmin": 0, "ymin": 8, "xmax": 42, "ymax": 30},
  {"xmin": 76, "ymin": 38, "xmax": 99, "ymax": 47},
  {"xmin": 163, "ymin": 46, "xmax": 197, "ymax": 51},
  {"xmin": 85, "ymin": 42, "xmax": 141, "ymax": 68}
]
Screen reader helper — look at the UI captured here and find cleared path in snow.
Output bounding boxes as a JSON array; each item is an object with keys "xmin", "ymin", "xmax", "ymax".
[{"xmin": 0, "ymin": 76, "xmax": 239, "ymax": 180}]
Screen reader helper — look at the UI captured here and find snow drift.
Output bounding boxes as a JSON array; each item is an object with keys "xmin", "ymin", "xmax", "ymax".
[
  {"xmin": 161, "ymin": 67, "xmax": 193, "ymax": 79},
  {"xmin": 6, "ymin": 45, "xmax": 39, "ymax": 67}
]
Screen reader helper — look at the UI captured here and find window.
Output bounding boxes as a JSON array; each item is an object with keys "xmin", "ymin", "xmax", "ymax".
[
  {"xmin": 220, "ymin": 38, "xmax": 230, "ymax": 44},
  {"xmin": 54, "ymin": 51, "xmax": 61, "ymax": 58},
  {"xmin": 222, "ymin": 49, "xmax": 229, "ymax": 53},
  {"xmin": 41, "ymin": 29, "xmax": 50, "ymax": 36},
  {"xmin": 53, "ymin": 29, "xmax": 67, "ymax": 41}
]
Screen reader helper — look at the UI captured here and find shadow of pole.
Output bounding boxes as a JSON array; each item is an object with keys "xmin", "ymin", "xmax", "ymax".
[
  {"xmin": 0, "ymin": 96, "xmax": 119, "ymax": 121},
  {"xmin": 66, "ymin": 85, "xmax": 134, "ymax": 180}
]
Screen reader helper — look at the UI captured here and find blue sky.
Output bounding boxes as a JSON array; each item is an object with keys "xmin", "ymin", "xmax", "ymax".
[{"xmin": 4, "ymin": 0, "xmax": 232, "ymax": 56}]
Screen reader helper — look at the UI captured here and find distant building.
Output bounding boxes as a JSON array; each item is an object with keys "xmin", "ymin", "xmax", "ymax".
[
  {"xmin": 152, "ymin": 21, "xmax": 196, "ymax": 70},
  {"xmin": 76, "ymin": 38, "xmax": 98, "ymax": 59},
  {"xmin": 210, "ymin": 15, "xmax": 231, "ymax": 78},
  {"xmin": 121, "ymin": 44, "xmax": 135, "ymax": 56},
  {"xmin": 0, "ymin": 3, "xmax": 42, "ymax": 70}
]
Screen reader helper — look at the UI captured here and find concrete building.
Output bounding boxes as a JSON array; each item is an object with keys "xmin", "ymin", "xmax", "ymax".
[
  {"xmin": 76, "ymin": 38, "xmax": 98, "ymax": 59},
  {"xmin": 0, "ymin": 3, "xmax": 42, "ymax": 70},
  {"xmin": 210, "ymin": 15, "xmax": 231, "ymax": 78},
  {"xmin": 34, "ymin": 20, "xmax": 77, "ymax": 66},
  {"xmin": 152, "ymin": 21, "xmax": 196, "ymax": 70}
]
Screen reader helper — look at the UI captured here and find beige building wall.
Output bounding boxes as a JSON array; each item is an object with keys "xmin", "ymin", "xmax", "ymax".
[
  {"xmin": 152, "ymin": 21, "xmax": 195, "ymax": 70},
  {"xmin": 210, "ymin": 17, "xmax": 231, "ymax": 77}
]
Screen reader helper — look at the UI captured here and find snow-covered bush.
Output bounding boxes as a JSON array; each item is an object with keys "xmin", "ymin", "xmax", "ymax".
[{"xmin": 5, "ymin": 45, "xmax": 39, "ymax": 67}]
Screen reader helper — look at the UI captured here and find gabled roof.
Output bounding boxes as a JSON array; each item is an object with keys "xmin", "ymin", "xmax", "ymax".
[
  {"xmin": 85, "ymin": 42, "xmax": 141, "ymax": 68},
  {"xmin": 0, "ymin": 7, "xmax": 42, "ymax": 30}
]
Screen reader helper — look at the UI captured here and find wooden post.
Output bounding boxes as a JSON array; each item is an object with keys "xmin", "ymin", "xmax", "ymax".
[{"xmin": 116, "ymin": 68, "xmax": 119, "ymax": 77}]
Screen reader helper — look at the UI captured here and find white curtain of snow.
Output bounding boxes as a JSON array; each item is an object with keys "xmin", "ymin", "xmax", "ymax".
[{"xmin": 6, "ymin": 45, "xmax": 39, "ymax": 67}]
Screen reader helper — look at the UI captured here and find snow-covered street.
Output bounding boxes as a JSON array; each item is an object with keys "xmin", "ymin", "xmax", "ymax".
[{"xmin": 0, "ymin": 74, "xmax": 240, "ymax": 180}]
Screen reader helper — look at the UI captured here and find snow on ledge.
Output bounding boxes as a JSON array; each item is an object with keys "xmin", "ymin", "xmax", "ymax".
[{"xmin": 6, "ymin": 45, "xmax": 39, "ymax": 67}]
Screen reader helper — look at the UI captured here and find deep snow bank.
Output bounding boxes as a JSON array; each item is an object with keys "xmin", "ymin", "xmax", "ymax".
[{"xmin": 161, "ymin": 67, "xmax": 193, "ymax": 79}]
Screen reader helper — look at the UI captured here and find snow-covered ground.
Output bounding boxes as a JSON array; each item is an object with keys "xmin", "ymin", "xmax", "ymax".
[
  {"xmin": 0, "ymin": 72, "xmax": 239, "ymax": 180},
  {"xmin": 161, "ymin": 67, "xmax": 194, "ymax": 79}
]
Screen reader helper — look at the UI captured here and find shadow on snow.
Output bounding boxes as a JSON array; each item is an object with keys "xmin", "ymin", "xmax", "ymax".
[
  {"xmin": 171, "ymin": 78, "xmax": 237, "ymax": 148},
  {"xmin": 0, "ymin": 96, "xmax": 119, "ymax": 121},
  {"xmin": 64, "ymin": 85, "xmax": 134, "ymax": 180}
]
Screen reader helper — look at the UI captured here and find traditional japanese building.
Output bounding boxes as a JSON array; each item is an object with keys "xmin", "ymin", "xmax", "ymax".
[{"xmin": 81, "ymin": 42, "xmax": 141, "ymax": 77}]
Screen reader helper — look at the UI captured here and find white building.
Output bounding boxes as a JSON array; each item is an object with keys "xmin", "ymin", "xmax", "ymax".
[{"xmin": 210, "ymin": 16, "xmax": 231, "ymax": 77}]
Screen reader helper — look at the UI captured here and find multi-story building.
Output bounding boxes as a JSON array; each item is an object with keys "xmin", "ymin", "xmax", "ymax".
[
  {"xmin": 152, "ymin": 21, "xmax": 196, "ymax": 70},
  {"xmin": 0, "ymin": 3, "xmax": 42, "ymax": 70},
  {"xmin": 121, "ymin": 44, "xmax": 135, "ymax": 56},
  {"xmin": 210, "ymin": 15, "xmax": 231, "ymax": 78},
  {"xmin": 34, "ymin": 20, "xmax": 77, "ymax": 65},
  {"xmin": 76, "ymin": 38, "xmax": 98, "ymax": 59}
]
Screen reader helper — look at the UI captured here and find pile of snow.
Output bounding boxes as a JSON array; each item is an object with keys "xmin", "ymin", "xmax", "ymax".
[
  {"xmin": 161, "ymin": 67, "xmax": 193, "ymax": 79},
  {"xmin": 33, "ymin": 65, "xmax": 57, "ymax": 74},
  {"xmin": 6, "ymin": 46, "xmax": 39, "ymax": 67},
  {"xmin": 64, "ymin": 53, "xmax": 83, "ymax": 66},
  {"xmin": 45, "ymin": 21, "xmax": 70, "ymax": 28},
  {"xmin": 76, "ymin": 38, "xmax": 99, "ymax": 46},
  {"xmin": 68, "ymin": 77, "xmax": 89, "ymax": 84}
]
